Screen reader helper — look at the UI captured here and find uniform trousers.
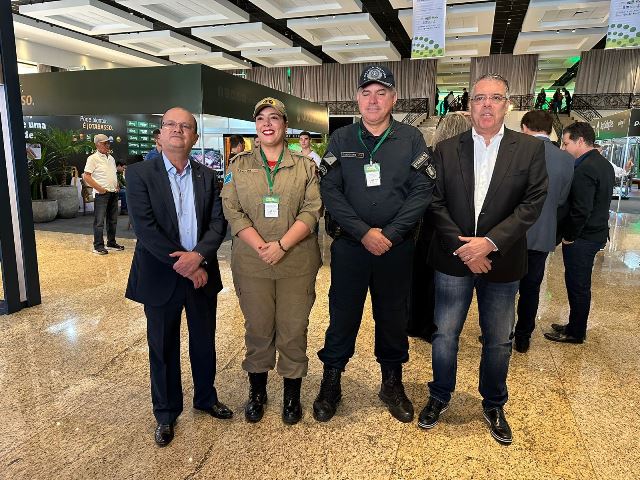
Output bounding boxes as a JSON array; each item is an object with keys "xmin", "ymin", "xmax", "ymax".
[
  {"xmin": 234, "ymin": 272, "xmax": 318, "ymax": 379},
  {"xmin": 318, "ymin": 237, "xmax": 414, "ymax": 370},
  {"xmin": 144, "ymin": 276, "xmax": 218, "ymax": 425}
]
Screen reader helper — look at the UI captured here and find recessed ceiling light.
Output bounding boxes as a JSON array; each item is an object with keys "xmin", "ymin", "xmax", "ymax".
[{"xmin": 572, "ymin": 29, "xmax": 576, "ymax": 32}]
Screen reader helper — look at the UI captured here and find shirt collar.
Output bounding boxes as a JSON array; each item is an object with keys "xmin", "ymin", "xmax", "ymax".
[
  {"xmin": 574, "ymin": 149, "xmax": 594, "ymax": 168},
  {"xmin": 534, "ymin": 133, "xmax": 550, "ymax": 140},
  {"xmin": 162, "ymin": 152, "xmax": 191, "ymax": 175},
  {"xmin": 359, "ymin": 118, "xmax": 395, "ymax": 139},
  {"xmin": 471, "ymin": 124, "xmax": 505, "ymax": 144}
]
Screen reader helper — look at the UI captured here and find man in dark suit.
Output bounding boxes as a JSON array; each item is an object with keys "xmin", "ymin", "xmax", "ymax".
[
  {"xmin": 544, "ymin": 122, "xmax": 614, "ymax": 344},
  {"xmin": 513, "ymin": 110, "xmax": 574, "ymax": 353},
  {"xmin": 417, "ymin": 74, "xmax": 548, "ymax": 445},
  {"xmin": 126, "ymin": 107, "xmax": 232, "ymax": 447}
]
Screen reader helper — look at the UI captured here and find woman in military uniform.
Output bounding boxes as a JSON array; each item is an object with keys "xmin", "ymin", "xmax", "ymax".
[{"xmin": 221, "ymin": 97, "xmax": 322, "ymax": 425}]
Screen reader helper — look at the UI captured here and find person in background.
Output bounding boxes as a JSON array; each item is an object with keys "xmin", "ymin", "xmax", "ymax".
[
  {"xmin": 461, "ymin": 88, "xmax": 469, "ymax": 111},
  {"xmin": 299, "ymin": 131, "xmax": 321, "ymax": 168},
  {"xmin": 253, "ymin": 137, "xmax": 261, "ymax": 150},
  {"xmin": 126, "ymin": 107, "xmax": 232, "ymax": 447},
  {"xmin": 83, "ymin": 134, "xmax": 124, "ymax": 255},
  {"xmin": 444, "ymin": 91, "xmax": 455, "ymax": 114},
  {"xmin": 116, "ymin": 161, "xmax": 127, "ymax": 215},
  {"xmin": 229, "ymin": 134, "xmax": 245, "ymax": 159},
  {"xmin": 408, "ymin": 112, "xmax": 472, "ymax": 343},
  {"xmin": 513, "ymin": 110, "xmax": 574, "ymax": 353},
  {"xmin": 545, "ymin": 122, "xmax": 615, "ymax": 344},
  {"xmin": 535, "ymin": 89, "xmax": 546, "ymax": 110},
  {"xmin": 221, "ymin": 97, "xmax": 322, "ymax": 425},
  {"xmin": 551, "ymin": 89, "xmax": 562, "ymax": 113},
  {"xmin": 144, "ymin": 129, "xmax": 162, "ymax": 161},
  {"xmin": 562, "ymin": 88, "xmax": 572, "ymax": 115}
]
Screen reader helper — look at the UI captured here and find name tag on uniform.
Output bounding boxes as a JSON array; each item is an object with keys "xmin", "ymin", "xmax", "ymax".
[
  {"xmin": 364, "ymin": 163, "xmax": 381, "ymax": 187},
  {"xmin": 263, "ymin": 194, "xmax": 280, "ymax": 218}
]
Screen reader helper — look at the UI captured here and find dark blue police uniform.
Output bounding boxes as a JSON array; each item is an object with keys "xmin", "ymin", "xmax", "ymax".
[{"xmin": 318, "ymin": 119, "xmax": 435, "ymax": 369}]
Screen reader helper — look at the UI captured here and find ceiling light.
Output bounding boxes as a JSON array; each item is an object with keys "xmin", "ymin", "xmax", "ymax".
[{"xmin": 572, "ymin": 29, "xmax": 576, "ymax": 32}]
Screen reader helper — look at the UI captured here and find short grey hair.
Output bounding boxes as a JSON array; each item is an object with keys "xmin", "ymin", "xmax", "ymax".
[{"xmin": 471, "ymin": 74, "xmax": 510, "ymax": 98}]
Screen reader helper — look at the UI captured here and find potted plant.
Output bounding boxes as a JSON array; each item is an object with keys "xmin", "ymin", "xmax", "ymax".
[
  {"xmin": 27, "ymin": 146, "xmax": 58, "ymax": 223},
  {"xmin": 30, "ymin": 128, "xmax": 93, "ymax": 218}
]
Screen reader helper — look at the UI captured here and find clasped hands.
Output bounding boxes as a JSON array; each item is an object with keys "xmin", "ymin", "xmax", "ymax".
[
  {"xmin": 170, "ymin": 251, "xmax": 207, "ymax": 288},
  {"xmin": 256, "ymin": 241, "xmax": 286, "ymax": 266},
  {"xmin": 455, "ymin": 236, "xmax": 494, "ymax": 274},
  {"xmin": 361, "ymin": 228, "xmax": 392, "ymax": 256}
]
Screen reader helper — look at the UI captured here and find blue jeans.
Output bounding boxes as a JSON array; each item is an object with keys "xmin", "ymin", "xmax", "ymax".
[
  {"xmin": 562, "ymin": 238, "xmax": 604, "ymax": 339},
  {"xmin": 429, "ymin": 271, "xmax": 519, "ymax": 409}
]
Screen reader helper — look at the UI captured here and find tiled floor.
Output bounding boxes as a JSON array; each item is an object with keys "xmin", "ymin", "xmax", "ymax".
[{"xmin": 1, "ymin": 212, "xmax": 639, "ymax": 480}]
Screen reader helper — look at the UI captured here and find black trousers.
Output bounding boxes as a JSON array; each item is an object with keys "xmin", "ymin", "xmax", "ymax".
[
  {"xmin": 318, "ymin": 237, "xmax": 414, "ymax": 370},
  {"xmin": 408, "ymin": 221, "xmax": 436, "ymax": 338},
  {"xmin": 93, "ymin": 191, "xmax": 118, "ymax": 249},
  {"xmin": 144, "ymin": 276, "xmax": 218, "ymax": 424},
  {"xmin": 514, "ymin": 250, "xmax": 549, "ymax": 339}
]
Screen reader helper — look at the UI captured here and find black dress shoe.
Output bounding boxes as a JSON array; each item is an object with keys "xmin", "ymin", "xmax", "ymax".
[
  {"xmin": 483, "ymin": 407, "xmax": 512, "ymax": 444},
  {"xmin": 417, "ymin": 396, "xmax": 449, "ymax": 429},
  {"xmin": 195, "ymin": 401, "xmax": 233, "ymax": 419},
  {"xmin": 551, "ymin": 323, "xmax": 568, "ymax": 334},
  {"xmin": 154, "ymin": 423, "xmax": 174, "ymax": 446},
  {"xmin": 544, "ymin": 331, "xmax": 584, "ymax": 344},
  {"xmin": 514, "ymin": 336, "xmax": 530, "ymax": 353}
]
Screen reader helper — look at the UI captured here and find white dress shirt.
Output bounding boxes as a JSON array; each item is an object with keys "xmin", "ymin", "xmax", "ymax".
[{"xmin": 472, "ymin": 124, "xmax": 504, "ymax": 233}]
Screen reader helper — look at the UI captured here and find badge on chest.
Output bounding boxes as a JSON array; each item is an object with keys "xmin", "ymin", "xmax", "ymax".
[
  {"xmin": 364, "ymin": 163, "xmax": 381, "ymax": 187},
  {"xmin": 263, "ymin": 194, "xmax": 280, "ymax": 218}
]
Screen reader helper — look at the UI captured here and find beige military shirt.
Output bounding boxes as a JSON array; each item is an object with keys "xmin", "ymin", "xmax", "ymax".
[{"xmin": 221, "ymin": 147, "xmax": 322, "ymax": 279}]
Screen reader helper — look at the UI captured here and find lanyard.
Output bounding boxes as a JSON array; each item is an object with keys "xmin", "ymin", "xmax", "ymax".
[
  {"xmin": 260, "ymin": 147, "xmax": 285, "ymax": 194},
  {"xmin": 358, "ymin": 121, "xmax": 393, "ymax": 164}
]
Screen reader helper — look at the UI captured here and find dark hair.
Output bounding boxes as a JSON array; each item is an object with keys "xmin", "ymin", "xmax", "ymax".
[
  {"xmin": 521, "ymin": 110, "xmax": 553, "ymax": 135},
  {"xmin": 116, "ymin": 161, "xmax": 126, "ymax": 167},
  {"xmin": 563, "ymin": 122, "xmax": 595, "ymax": 146},
  {"xmin": 152, "ymin": 129, "xmax": 161, "ymax": 137},
  {"xmin": 299, "ymin": 131, "xmax": 311, "ymax": 138},
  {"xmin": 229, "ymin": 134, "xmax": 244, "ymax": 149}
]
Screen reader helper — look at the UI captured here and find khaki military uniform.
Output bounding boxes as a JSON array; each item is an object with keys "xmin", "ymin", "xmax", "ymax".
[{"xmin": 221, "ymin": 147, "xmax": 322, "ymax": 378}]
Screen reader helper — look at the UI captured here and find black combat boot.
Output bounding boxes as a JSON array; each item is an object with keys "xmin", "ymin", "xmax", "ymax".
[
  {"xmin": 282, "ymin": 378, "xmax": 303, "ymax": 425},
  {"xmin": 245, "ymin": 372, "xmax": 268, "ymax": 423},
  {"xmin": 312, "ymin": 366, "xmax": 342, "ymax": 422},
  {"xmin": 378, "ymin": 365, "xmax": 414, "ymax": 423}
]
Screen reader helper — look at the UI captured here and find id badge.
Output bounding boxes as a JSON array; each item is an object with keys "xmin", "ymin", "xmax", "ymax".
[
  {"xmin": 364, "ymin": 163, "xmax": 381, "ymax": 187},
  {"xmin": 263, "ymin": 194, "xmax": 280, "ymax": 218}
]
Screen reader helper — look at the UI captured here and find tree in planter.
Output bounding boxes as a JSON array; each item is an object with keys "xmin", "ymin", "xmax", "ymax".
[
  {"xmin": 312, "ymin": 133, "xmax": 329, "ymax": 158},
  {"xmin": 30, "ymin": 128, "xmax": 94, "ymax": 218},
  {"xmin": 30, "ymin": 127, "xmax": 93, "ymax": 185},
  {"xmin": 28, "ymin": 147, "xmax": 59, "ymax": 223}
]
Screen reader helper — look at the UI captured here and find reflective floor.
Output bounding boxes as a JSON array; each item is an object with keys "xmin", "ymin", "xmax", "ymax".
[{"xmin": 1, "ymin": 212, "xmax": 639, "ymax": 480}]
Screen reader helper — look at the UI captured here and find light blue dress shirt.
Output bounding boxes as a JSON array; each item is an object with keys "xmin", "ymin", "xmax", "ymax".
[{"xmin": 163, "ymin": 153, "xmax": 198, "ymax": 251}]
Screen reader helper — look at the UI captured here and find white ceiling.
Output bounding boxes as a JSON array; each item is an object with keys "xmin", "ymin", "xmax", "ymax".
[
  {"xmin": 19, "ymin": 0, "xmax": 153, "ymax": 35},
  {"xmin": 287, "ymin": 13, "xmax": 385, "ymax": 45},
  {"xmin": 398, "ymin": 3, "xmax": 496, "ymax": 39},
  {"xmin": 116, "ymin": 0, "xmax": 250, "ymax": 28},
  {"xmin": 323, "ymin": 41, "xmax": 401, "ymax": 63},
  {"xmin": 169, "ymin": 51, "xmax": 252, "ymax": 69},
  {"xmin": 522, "ymin": 0, "xmax": 610, "ymax": 32},
  {"xmin": 191, "ymin": 23, "xmax": 292, "ymax": 51},
  {"xmin": 514, "ymin": 27, "xmax": 607, "ymax": 55},
  {"xmin": 109, "ymin": 30, "xmax": 211, "ymax": 56},
  {"xmin": 249, "ymin": 0, "xmax": 363, "ymax": 19},
  {"xmin": 241, "ymin": 46, "xmax": 322, "ymax": 67}
]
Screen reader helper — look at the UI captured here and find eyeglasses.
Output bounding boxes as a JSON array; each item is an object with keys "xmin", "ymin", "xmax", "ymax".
[
  {"xmin": 471, "ymin": 94, "xmax": 508, "ymax": 104},
  {"xmin": 162, "ymin": 121, "xmax": 195, "ymax": 132}
]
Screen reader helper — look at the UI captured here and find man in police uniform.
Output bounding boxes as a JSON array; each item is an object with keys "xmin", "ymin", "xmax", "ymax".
[{"xmin": 313, "ymin": 65, "xmax": 435, "ymax": 423}]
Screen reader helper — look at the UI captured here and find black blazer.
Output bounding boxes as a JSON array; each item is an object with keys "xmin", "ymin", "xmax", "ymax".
[
  {"xmin": 125, "ymin": 157, "xmax": 227, "ymax": 307},
  {"xmin": 558, "ymin": 149, "xmax": 615, "ymax": 244},
  {"xmin": 428, "ymin": 128, "xmax": 548, "ymax": 282}
]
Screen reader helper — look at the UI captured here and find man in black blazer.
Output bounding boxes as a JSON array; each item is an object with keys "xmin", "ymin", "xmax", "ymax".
[
  {"xmin": 544, "ymin": 122, "xmax": 614, "ymax": 344},
  {"xmin": 126, "ymin": 107, "xmax": 232, "ymax": 447},
  {"xmin": 417, "ymin": 74, "xmax": 548, "ymax": 445}
]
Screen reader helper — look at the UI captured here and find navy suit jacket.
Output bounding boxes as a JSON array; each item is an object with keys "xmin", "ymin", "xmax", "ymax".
[
  {"xmin": 125, "ymin": 157, "xmax": 227, "ymax": 307},
  {"xmin": 428, "ymin": 127, "xmax": 548, "ymax": 282}
]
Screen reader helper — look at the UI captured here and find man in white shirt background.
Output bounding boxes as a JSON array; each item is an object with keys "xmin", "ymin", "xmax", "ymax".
[
  {"xmin": 299, "ymin": 131, "xmax": 321, "ymax": 168},
  {"xmin": 83, "ymin": 134, "xmax": 124, "ymax": 255}
]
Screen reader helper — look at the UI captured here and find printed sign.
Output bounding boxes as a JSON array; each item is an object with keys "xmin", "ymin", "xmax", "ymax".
[
  {"xmin": 411, "ymin": 0, "xmax": 447, "ymax": 59},
  {"xmin": 606, "ymin": 0, "xmax": 640, "ymax": 49}
]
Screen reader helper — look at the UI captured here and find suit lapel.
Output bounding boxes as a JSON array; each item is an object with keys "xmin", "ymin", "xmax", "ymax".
[
  {"xmin": 191, "ymin": 161, "xmax": 206, "ymax": 240},
  {"xmin": 482, "ymin": 128, "xmax": 517, "ymax": 209},
  {"xmin": 457, "ymin": 131, "xmax": 475, "ymax": 216},
  {"xmin": 154, "ymin": 156, "xmax": 180, "ymax": 237}
]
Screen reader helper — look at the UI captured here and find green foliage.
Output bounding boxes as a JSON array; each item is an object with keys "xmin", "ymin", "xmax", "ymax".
[
  {"xmin": 27, "ymin": 147, "xmax": 56, "ymax": 200},
  {"xmin": 30, "ymin": 128, "xmax": 93, "ymax": 185},
  {"xmin": 312, "ymin": 134, "xmax": 329, "ymax": 158}
]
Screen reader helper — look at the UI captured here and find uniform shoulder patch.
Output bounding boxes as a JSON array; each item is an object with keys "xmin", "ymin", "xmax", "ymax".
[
  {"xmin": 223, "ymin": 172, "xmax": 233, "ymax": 184},
  {"xmin": 411, "ymin": 150, "xmax": 436, "ymax": 180}
]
